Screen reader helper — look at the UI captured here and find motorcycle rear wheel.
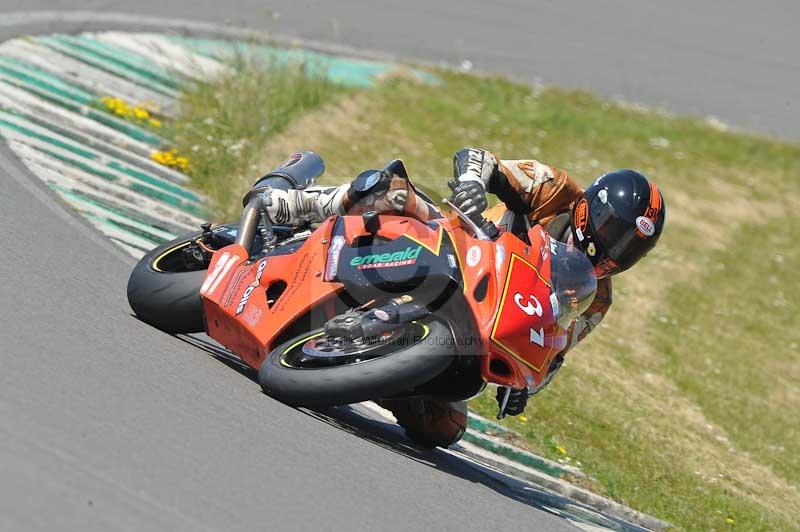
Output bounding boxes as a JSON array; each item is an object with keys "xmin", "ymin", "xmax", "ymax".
[{"xmin": 259, "ymin": 318, "xmax": 456, "ymax": 407}]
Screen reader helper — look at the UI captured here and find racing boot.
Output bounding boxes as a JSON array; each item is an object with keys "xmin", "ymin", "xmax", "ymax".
[{"xmin": 380, "ymin": 398, "xmax": 468, "ymax": 448}]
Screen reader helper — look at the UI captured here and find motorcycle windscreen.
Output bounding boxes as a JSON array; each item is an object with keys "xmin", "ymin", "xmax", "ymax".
[{"xmin": 549, "ymin": 241, "xmax": 597, "ymax": 329}]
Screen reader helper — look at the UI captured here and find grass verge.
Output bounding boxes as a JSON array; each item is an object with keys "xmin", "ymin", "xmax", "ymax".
[
  {"xmin": 168, "ymin": 60, "xmax": 800, "ymax": 530},
  {"xmin": 165, "ymin": 57, "xmax": 346, "ymax": 214}
]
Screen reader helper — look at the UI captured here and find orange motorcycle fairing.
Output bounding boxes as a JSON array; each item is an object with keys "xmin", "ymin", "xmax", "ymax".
[
  {"xmin": 454, "ymin": 224, "xmax": 568, "ymax": 390},
  {"xmin": 200, "ymin": 213, "xmax": 570, "ymax": 393},
  {"xmin": 201, "ymin": 218, "xmax": 344, "ymax": 369}
]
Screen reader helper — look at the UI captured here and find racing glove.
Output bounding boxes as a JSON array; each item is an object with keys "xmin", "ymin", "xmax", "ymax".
[
  {"xmin": 449, "ymin": 147, "xmax": 497, "ymax": 216},
  {"xmin": 448, "ymin": 179, "xmax": 488, "ymax": 216},
  {"xmin": 496, "ymin": 386, "xmax": 528, "ymax": 417}
]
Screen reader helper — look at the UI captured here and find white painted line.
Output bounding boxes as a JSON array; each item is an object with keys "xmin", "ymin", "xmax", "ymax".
[
  {"xmin": 0, "ymin": 72, "xmax": 165, "ymax": 147},
  {"xmin": 23, "ymin": 160, "xmax": 174, "ymax": 250},
  {"xmin": 0, "ymin": 109, "xmax": 196, "ymax": 189},
  {"xmin": 39, "ymin": 175, "xmax": 178, "ymax": 242},
  {"xmin": 359, "ymin": 400, "xmax": 398, "ymax": 422},
  {"xmin": 111, "ymin": 239, "xmax": 147, "ymax": 259},
  {"xmin": 95, "ymin": 32, "xmax": 231, "ymax": 80},
  {"xmin": 0, "ymin": 130, "xmax": 201, "ymax": 212},
  {"xmin": 10, "ymin": 140, "xmax": 203, "ymax": 231},
  {"xmin": 0, "ymin": 39, "xmax": 176, "ymax": 114},
  {"xmin": 0, "ymin": 80, "xmax": 154, "ymax": 158}
]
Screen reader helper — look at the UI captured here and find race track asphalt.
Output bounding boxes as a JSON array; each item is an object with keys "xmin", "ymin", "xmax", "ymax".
[
  {"xmin": 1, "ymin": 0, "xmax": 797, "ymax": 138},
  {"xmin": 0, "ymin": 3, "xmax": 792, "ymax": 531}
]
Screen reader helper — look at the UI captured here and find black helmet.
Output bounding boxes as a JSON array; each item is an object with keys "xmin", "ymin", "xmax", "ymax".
[{"xmin": 570, "ymin": 169, "xmax": 665, "ymax": 278}]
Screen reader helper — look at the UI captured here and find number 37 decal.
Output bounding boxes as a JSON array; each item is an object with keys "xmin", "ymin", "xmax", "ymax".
[{"xmin": 514, "ymin": 292, "xmax": 545, "ymax": 346}]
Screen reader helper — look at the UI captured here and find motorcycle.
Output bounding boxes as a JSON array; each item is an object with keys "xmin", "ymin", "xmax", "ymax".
[{"xmin": 127, "ymin": 159, "xmax": 596, "ymax": 419}]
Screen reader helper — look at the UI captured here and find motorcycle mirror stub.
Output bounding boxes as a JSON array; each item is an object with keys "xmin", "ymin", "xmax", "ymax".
[{"xmin": 363, "ymin": 210, "xmax": 381, "ymax": 235}]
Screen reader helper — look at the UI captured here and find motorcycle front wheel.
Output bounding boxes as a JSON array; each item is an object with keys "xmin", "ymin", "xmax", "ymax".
[
  {"xmin": 259, "ymin": 318, "xmax": 456, "ymax": 407},
  {"xmin": 126, "ymin": 231, "xmax": 210, "ymax": 334}
]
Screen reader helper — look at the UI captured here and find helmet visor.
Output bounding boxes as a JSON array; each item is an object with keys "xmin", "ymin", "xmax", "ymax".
[{"xmin": 589, "ymin": 195, "xmax": 657, "ymax": 272}]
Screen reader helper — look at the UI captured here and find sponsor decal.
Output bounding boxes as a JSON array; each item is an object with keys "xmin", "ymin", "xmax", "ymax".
[
  {"xmin": 573, "ymin": 198, "xmax": 589, "ymax": 235},
  {"xmin": 273, "ymin": 252, "xmax": 314, "ymax": 313},
  {"xmin": 467, "ymin": 149, "xmax": 484, "ymax": 177},
  {"xmin": 635, "ymin": 216, "xmax": 655, "ymax": 237},
  {"xmin": 350, "ymin": 246, "xmax": 422, "ymax": 270},
  {"xmin": 236, "ymin": 258, "xmax": 268, "ymax": 315},
  {"xmin": 466, "ymin": 245, "xmax": 482, "ymax": 267},
  {"xmin": 282, "ymin": 152, "xmax": 303, "ymax": 167},
  {"xmin": 598, "ymin": 189, "xmax": 608, "ymax": 204},
  {"xmin": 209, "ymin": 253, "xmax": 242, "ymax": 295},
  {"xmin": 447, "ymin": 253, "xmax": 457, "ymax": 268},
  {"xmin": 587, "ymin": 242, "xmax": 597, "ymax": 256},
  {"xmin": 642, "ymin": 182, "xmax": 663, "ymax": 224},
  {"xmin": 222, "ymin": 266, "xmax": 254, "ymax": 307},
  {"xmin": 200, "ymin": 252, "xmax": 230, "ymax": 295},
  {"xmin": 243, "ymin": 304, "xmax": 263, "ymax": 326},
  {"xmin": 324, "ymin": 235, "xmax": 346, "ymax": 280}
]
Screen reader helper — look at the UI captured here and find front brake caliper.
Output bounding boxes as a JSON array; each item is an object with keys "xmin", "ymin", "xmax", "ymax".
[
  {"xmin": 324, "ymin": 311, "xmax": 366, "ymax": 340},
  {"xmin": 182, "ymin": 241, "xmax": 208, "ymax": 270}
]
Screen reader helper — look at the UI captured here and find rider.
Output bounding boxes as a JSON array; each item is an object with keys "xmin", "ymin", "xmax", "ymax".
[{"xmin": 251, "ymin": 149, "xmax": 666, "ymax": 447}]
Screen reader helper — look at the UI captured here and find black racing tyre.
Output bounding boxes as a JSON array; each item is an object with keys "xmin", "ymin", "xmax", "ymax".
[
  {"xmin": 126, "ymin": 231, "xmax": 208, "ymax": 334},
  {"xmin": 259, "ymin": 319, "xmax": 456, "ymax": 407}
]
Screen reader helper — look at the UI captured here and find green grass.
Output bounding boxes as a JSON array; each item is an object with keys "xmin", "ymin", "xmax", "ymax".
[
  {"xmin": 165, "ymin": 57, "xmax": 345, "ymax": 214},
  {"xmin": 168, "ymin": 63, "xmax": 800, "ymax": 530},
  {"xmin": 659, "ymin": 216, "xmax": 800, "ymax": 482}
]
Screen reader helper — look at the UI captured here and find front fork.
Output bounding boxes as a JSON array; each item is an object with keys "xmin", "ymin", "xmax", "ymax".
[
  {"xmin": 235, "ymin": 189, "xmax": 277, "ymax": 256},
  {"xmin": 324, "ymin": 295, "xmax": 430, "ymax": 340}
]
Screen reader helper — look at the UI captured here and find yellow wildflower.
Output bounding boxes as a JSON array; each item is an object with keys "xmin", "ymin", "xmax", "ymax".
[
  {"xmin": 151, "ymin": 149, "xmax": 191, "ymax": 173},
  {"xmin": 149, "ymin": 118, "xmax": 162, "ymax": 128},
  {"xmin": 133, "ymin": 107, "xmax": 150, "ymax": 120},
  {"xmin": 726, "ymin": 516, "xmax": 735, "ymax": 526},
  {"xmin": 555, "ymin": 444, "xmax": 568, "ymax": 456},
  {"xmin": 519, "ymin": 415, "xmax": 529, "ymax": 422}
]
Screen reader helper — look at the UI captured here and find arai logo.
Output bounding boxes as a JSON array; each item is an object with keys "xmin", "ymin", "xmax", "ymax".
[{"xmin": 636, "ymin": 216, "xmax": 655, "ymax": 237}]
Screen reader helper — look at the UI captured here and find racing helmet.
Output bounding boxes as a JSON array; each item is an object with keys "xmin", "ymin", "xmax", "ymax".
[{"xmin": 570, "ymin": 169, "xmax": 665, "ymax": 278}]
